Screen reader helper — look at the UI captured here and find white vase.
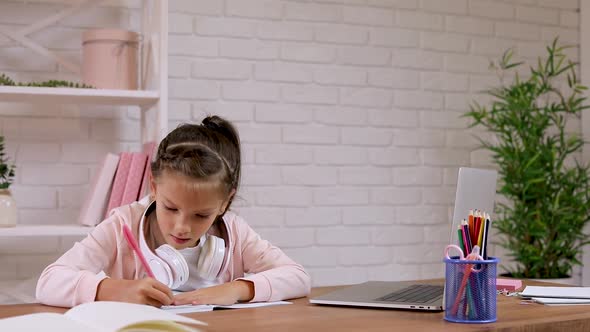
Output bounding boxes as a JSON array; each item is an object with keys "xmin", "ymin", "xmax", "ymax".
[{"xmin": 0, "ymin": 189, "xmax": 17, "ymax": 227}]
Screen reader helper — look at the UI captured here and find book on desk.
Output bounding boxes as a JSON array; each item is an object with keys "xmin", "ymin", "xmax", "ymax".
[{"xmin": 0, "ymin": 301, "xmax": 205, "ymax": 332}]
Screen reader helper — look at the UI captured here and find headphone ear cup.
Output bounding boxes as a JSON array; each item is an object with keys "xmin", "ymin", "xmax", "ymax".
[
  {"xmin": 197, "ymin": 235, "xmax": 226, "ymax": 280},
  {"xmin": 145, "ymin": 254, "xmax": 174, "ymax": 288},
  {"xmin": 155, "ymin": 244, "xmax": 190, "ymax": 289}
]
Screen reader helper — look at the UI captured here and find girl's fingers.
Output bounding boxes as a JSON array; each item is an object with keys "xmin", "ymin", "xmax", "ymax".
[
  {"xmin": 151, "ymin": 280, "xmax": 174, "ymax": 300},
  {"xmin": 173, "ymin": 294, "xmax": 193, "ymax": 305},
  {"xmin": 173, "ymin": 292, "xmax": 206, "ymax": 305},
  {"xmin": 191, "ymin": 298, "xmax": 206, "ymax": 305},
  {"xmin": 145, "ymin": 297, "xmax": 164, "ymax": 307},
  {"xmin": 147, "ymin": 287, "xmax": 174, "ymax": 306}
]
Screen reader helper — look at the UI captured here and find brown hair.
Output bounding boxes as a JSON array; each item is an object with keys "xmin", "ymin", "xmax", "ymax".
[{"xmin": 151, "ymin": 115, "xmax": 241, "ymax": 214}]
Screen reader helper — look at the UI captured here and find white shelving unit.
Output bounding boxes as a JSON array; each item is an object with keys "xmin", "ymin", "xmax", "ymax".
[
  {"xmin": 0, "ymin": 225, "xmax": 94, "ymax": 237},
  {"xmin": 0, "ymin": 86, "xmax": 159, "ymax": 106},
  {"xmin": 0, "ymin": 0, "xmax": 168, "ymax": 238}
]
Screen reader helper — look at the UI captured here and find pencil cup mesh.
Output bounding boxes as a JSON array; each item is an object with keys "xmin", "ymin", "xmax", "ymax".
[{"xmin": 443, "ymin": 256, "xmax": 499, "ymax": 324}]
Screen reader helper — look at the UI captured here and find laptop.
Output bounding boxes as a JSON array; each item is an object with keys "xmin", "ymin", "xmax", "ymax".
[{"xmin": 309, "ymin": 167, "xmax": 498, "ymax": 311}]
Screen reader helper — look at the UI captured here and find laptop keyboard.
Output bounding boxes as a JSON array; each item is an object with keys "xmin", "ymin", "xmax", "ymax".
[{"xmin": 375, "ymin": 284, "xmax": 443, "ymax": 303}]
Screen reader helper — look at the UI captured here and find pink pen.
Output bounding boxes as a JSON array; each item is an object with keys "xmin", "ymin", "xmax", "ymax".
[{"xmin": 122, "ymin": 224, "xmax": 156, "ymax": 278}]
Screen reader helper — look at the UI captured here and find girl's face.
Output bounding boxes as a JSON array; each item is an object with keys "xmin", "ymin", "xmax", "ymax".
[{"xmin": 150, "ymin": 171, "xmax": 232, "ymax": 250}]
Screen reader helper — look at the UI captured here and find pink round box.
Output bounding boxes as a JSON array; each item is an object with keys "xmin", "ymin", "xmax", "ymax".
[{"xmin": 82, "ymin": 28, "xmax": 139, "ymax": 90}]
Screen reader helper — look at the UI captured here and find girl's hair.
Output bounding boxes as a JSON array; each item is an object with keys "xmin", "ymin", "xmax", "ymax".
[{"xmin": 151, "ymin": 115, "xmax": 241, "ymax": 214}]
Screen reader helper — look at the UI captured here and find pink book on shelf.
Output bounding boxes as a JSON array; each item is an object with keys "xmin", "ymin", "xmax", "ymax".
[
  {"xmin": 78, "ymin": 153, "xmax": 120, "ymax": 226},
  {"xmin": 105, "ymin": 152, "xmax": 133, "ymax": 218},
  {"xmin": 138, "ymin": 141, "xmax": 157, "ymax": 199},
  {"xmin": 120, "ymin": 152, "xmax": 148, "ymax": 206}
]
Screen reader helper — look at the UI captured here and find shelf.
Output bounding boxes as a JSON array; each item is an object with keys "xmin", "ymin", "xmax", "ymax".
[
  {"xmin": 0, "ymin": 225, "xmax": 93, "ymax": 237},
  {"xmin": 0, "ymin": 1, "xmax": 168, "ymax": 239},
  {"xmin": 0, "ymin": 86, "xmax": 159, "ymax": 107}
]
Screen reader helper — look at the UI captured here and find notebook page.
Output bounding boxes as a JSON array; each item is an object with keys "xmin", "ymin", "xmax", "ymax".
[
  {"xmin": 215, "ymin": 301, "xmax": 292, "ymax": 309},
  {"xmin": 120, "ymin": 321, "xmax": 200, "ymax": 332},
  {"xmin": 160, "ymin": 304, "xmax": 215, "ymax": 314},
  {"xmin": 65, "ymin": 301, "xmax": 206, "ymax": 331},
  {"xmin": 0, "ymin": 313, "xmax": 94, "ymax": 332},
  {"xmin": 164, "ymin": 291, "xmax": 214, "ymax": 314},
  {"xmin": 161, "ymin": 301, "xmax": 291, "ymax": 314}
]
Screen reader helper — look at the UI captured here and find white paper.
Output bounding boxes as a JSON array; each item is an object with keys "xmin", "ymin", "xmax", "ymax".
[
  {"xmin": 531, "ymin": 297, "xmax": 590, "ymax": 305},
  {"xmin": 0, "ymin": 313, "xmax": 93, "ymax": 332},
  {"xmin": 161, "ymin": 305, "xmax": 215, "ymax": 314},
  {"xmin": 161, "ymin": 301, "xmax": 292, "ymax": 314},
  {"xmin": 521, "ymin": 286, "xmax": 590, "ymax": 299},
  {"xmin": 216, "ymin": 301, "xmax": 291, "ymax": 309}
]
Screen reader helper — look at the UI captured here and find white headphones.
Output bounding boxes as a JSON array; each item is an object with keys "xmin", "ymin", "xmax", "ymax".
[{"xmin": 138, "ymin": 201, "xmax": 227, "ymax": 289}]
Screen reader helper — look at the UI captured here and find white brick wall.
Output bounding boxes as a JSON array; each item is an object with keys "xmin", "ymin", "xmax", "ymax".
[{"xmin": 0, "ymin": 0, "xmax": 581, "ymax": 289}]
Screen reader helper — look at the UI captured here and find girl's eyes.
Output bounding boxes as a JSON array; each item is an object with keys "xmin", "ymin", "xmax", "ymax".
[{"xmin": 164, "ymin": 206, "xmax": 209, "ymax": 219}]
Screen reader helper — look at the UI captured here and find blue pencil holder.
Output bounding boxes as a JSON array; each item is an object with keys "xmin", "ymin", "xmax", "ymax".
[{"xmin": 443, "ymin": 256, "xmax": 499, "ymax": 324}]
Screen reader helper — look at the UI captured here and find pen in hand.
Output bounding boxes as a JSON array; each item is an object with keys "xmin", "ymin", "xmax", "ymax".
[{"xmin": 122, "ymin": 224, "xmax": 156, "ymax": 279}]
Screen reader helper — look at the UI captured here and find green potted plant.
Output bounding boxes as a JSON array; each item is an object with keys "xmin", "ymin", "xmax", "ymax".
[
  {"xmin": 0, "ymin": 135, "xmax": 17, "ymax": 227},
  {"xmin": 0, "ymin": 73, "xmax": 93, "ymax": 88},
  {"xmin": 464, "ymin": 39, "xmax": 590, "ymax": 279}
]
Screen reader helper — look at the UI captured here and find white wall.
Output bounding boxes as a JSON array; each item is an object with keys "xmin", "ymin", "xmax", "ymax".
[
  {"xmin": 580, "ymin": 0, "xmax": 590, "ymax": 286},
  {"xmin": 0, "ymin": 0, "xmax": 580, "ymax": 286}
]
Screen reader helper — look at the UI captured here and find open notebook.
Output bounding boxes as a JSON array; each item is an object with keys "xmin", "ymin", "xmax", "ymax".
[
  {"xmin": 162, "ymin": 300, "xmax": 291, "ymax": 314},
  {"xmin": 0, "ymin": 301, "xmax": 206, "ymax": 332}
]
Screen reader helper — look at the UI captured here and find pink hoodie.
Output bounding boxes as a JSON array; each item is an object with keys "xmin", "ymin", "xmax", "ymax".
[{"xmin": 36, "ymin": 202, "xmax": 311, "ymax": 308}]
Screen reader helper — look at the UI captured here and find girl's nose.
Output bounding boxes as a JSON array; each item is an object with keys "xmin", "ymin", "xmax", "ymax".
[{"xmin": 174, "ymin": 216, "xmax": 191, "ymax": 234}]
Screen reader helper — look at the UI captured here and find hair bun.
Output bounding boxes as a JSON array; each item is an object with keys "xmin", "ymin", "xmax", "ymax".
[
  {"xmin": 202, "ymin": 115, "xmax": 224, "ymax": 130},
  {"xmin": 201, "ymin": 115, "xmax": 240, "ymax": 149}
]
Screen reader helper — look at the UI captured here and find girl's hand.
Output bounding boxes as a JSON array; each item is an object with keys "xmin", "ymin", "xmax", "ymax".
[
  {"xmin": 96, "ymin": 278, "xmax": 174, "ymax": 307},
  {"xmin": 173, "ymin": 280, "xmax": 254, "ymax": 306}
]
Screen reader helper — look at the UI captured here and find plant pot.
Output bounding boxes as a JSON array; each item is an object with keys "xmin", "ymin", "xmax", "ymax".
[{"xmin": 0, "ymin": 189, "xmax": 17, "ymax": 227}]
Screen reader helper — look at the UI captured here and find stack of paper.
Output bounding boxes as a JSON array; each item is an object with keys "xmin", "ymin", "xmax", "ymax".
[{"xmin": 520, "ymin": 286, "xmax": 590, "ymax": 306}]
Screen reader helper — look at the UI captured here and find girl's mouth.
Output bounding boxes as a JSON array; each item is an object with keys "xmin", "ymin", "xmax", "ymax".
[{"xmin": 171, "ymin": 234, "xmax": 191, "ymax": 244}]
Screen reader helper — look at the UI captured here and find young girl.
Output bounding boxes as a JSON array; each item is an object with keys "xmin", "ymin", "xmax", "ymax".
[{"xmin": 36, "ymin": 115, "xmax": 311, "ymax": 308}]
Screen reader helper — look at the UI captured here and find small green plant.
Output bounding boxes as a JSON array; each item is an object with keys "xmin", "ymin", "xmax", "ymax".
[
  {"xmin": 0, "ymin": 136, "xmax": 15, "ymax": 190},
  {"xmin": 0, "ymin": 73, "xmax": 93, "ymax": 88},
  {"xmin": 464, "ymin": 38, "xmax": 590, "ymax": 279}
]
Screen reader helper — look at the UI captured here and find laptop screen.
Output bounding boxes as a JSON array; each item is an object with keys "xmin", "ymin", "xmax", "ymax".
[{"xmin": 448, "ymin": 167, "xmax": 498, "ymax": 248}]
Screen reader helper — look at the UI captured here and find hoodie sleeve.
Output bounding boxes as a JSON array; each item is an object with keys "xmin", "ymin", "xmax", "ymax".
[
  {"xmin": 234, "ymin": 217, "xmax": 311, "ymax": 302},
  {"xmin": 35, "ymin": 214, "xmax": 123, "ymax": 308}
]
